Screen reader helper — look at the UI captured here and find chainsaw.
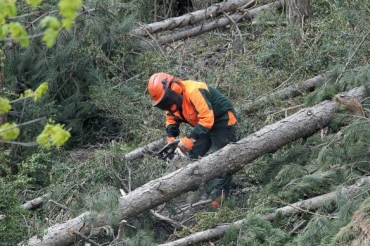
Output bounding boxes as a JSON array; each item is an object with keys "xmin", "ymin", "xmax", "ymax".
[{"xmin": 157, "ymin": 140, "xmax": 189, "ymax": 162}]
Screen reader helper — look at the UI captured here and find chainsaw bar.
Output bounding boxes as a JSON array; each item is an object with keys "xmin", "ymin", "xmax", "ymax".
[{"xmin": 157, "ymin": 140, "xmax": 180, "ymax": 160}]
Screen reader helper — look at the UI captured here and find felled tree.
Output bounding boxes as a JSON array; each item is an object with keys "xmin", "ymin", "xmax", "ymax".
[{"xmin": 23, "ymin": 86, "xmax": 365, "ymax": 246}]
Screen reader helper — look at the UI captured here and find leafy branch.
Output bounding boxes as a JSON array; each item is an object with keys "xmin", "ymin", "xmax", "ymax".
[
  {"xmin": 0, "ymin": 0, "xmax": 82, "ymax": 47},
  {"xmin": 0, "ymin": 82, "xmax": 71, "ymax": 148}
]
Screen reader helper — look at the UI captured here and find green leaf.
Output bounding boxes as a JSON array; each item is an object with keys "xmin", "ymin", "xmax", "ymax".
[
  {"xmin": 26, "ymin": 0, "xmax": 43, "ymax": 9},
  {"xmin": 0, "ymin": 123, "xmax": 20, "ymax": 141},
  {"xmin": 42, "ymin": 28, "xmax": 59, "ymax": 47},
  {"xmin": 0, "ymin": 97, "xmax": 12, "ymax": 114},
  {"xmin": 37, "ymin": 120, "xmax": 71, "ymax": 148},
  {"xmin": 0, "ymin": 0, "xmax": 17, "ymax": 24},
  {"xmin": 19, "ymin": 89, "xmax": 33, "ymax": 99},
  {"xmin": 0, "ymin": 24, "xmax": 9, "ymax": 38},
  {"xmin": 40, "ymin": 16, "xmax": 61, "ymax": 29},
  {"xmin": 40, "ymin": 17, "xmax": 61, "ymax": 47},
  {"xmin": 34, "ymin": 82, "xmax": 49, "ymax": 101},
  {"xmin": 57, "ymin": 0, "xmax": 82, "ymax": 29},
  {"xmin": 8, "ymin": 22, "xmax": 29, "ymax": 47}
]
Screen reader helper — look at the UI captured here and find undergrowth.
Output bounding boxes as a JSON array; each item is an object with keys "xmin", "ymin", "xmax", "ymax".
[{"xmin": 2, "ymin": 0, "xmax": 370, "ymax": 245}]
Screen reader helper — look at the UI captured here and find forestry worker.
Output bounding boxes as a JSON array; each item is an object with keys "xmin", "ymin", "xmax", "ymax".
[{"xmin": 147, "ymin": 72, "xmax": 238, "ymax": 208}]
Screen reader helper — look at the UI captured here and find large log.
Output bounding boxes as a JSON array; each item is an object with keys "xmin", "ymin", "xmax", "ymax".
[
  {"xmin": 151, "ymin": 0, "xmax": 283, "ymax": 45},
  {"xmin": 20, "ymin": 139, "xmax": 166, "ymax": 209},
  {"xmin": 23, "ymin": 87, "xmax": 365, "ymax": 246},
  {"xmin": 237, "ymin": 74, "xmax": 324, "ymax": 114},
  {"xmin": 159, "ymin": 176, "xmax": 370, "ymax": 246},
  {"xmin": 131, "ymin": 0, "xmax": 255, "ymax": 36},
  {"xmin": 22, "ymin": 193, "xmax": 51, "ymax": 210},
  {"xmin": 124, "ymin": 138, "xmax": 165, "ymax": 161}
]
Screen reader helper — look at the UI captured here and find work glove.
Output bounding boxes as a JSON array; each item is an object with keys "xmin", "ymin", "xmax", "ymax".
[
  {"xmin": 167, "ymin": 137, "xmax": 176, "ymax": 143},
  {"xmin": 177, "ymin": 137, "xmax": 194, "ymax": 153}
]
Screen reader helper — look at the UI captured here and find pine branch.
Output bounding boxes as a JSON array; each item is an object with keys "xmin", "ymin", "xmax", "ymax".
[
  {"xmin": 159, "ymin": 176, "xmax": 370, "ymax": 246},
  {"xmin": 24, "ymin": 87, "xmax": 366, "ymax": 246},
  {"xmin": 71, "ymin": 230, "xmax": 101, "ymax": 246}
]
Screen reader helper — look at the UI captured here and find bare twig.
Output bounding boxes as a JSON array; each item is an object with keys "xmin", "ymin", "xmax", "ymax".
[
  {"xmin": 137, "ymin": 22, "xmax": 165, "ymax": 56},
  {"xmin": 335, "ymin": 29, "xmax": 370, "ymax": 84},
  {"xmin": 289, "ymin": 220, "xmax": 306, "ymax": 234},
  {"xmin": 49, "ymin": 199, "xmax": 70, "ymax": 211},
  {"xmin": 71, "ymin": 230, "xmax": 101, "ymax": 246},
  {"xmin": 0, "ymin": 140, "xmax": 38, "ymax": 146},
  {"xmin": 222, "ymin": 11, "xmax": 245, "ymax": 52},
  {"xmin": 113, "ymin": 220, "xmax": 127, "ymax": 243},
  {"xmin": 180, "ymin": 199, "xmax": 212, "ymax": 210},
  {"xmin": 0, "ymin": 117, "xmax": 46, "ymax": 134},
  {"xmin": 215, "ymin": 43, "xmax": 232, "ymax": 88},
  {"xmin": 268, "ymin": 104, "xmax": 304, "ymax": 117},
  {"xmin": 150, "ymin": 210, "xmax": 191, "ymax": 231},
  {"xmin": 7, "ymin": 12, "xmax": 41, "ymax": 20},
  {"xmin": 271, "ymin": 67, "xmax": 303, "ymax": 92},
  {"xmin": 25, "ymin": 10, "xmax": 59, "ymax": 29},
  {"xmin": 239, "ymin": 0, "xmax": 256, "ymax": 10},
  {"xmin": 352, "ymin": 165, "xmax": 370, "ymax": 175}
]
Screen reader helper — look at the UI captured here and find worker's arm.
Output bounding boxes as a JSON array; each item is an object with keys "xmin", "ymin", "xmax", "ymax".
[
  {"xmin": 165, "ymin": 112, "xmax": 181, "ymax": 138},
  {"xmin": 187, "ymin": 87, "xmax": 214, "ymax": 140}
]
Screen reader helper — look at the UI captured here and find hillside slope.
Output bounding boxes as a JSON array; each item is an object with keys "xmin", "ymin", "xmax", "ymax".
[{"xmin": 2, "ymin": 0, "xmax": 370, "ymax": 245}]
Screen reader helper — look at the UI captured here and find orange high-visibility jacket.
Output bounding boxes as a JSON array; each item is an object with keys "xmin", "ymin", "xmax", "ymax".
[{"xmin": 165, "ymin": 80, "xmax": 237, "ymax": 140}]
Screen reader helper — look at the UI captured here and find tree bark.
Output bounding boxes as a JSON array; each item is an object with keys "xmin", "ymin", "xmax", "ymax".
[
  {"xmin": 0, "ymin": 49, "xmax": 6, "ymax": 126},
  {"xmin": 237, "ymin": 74, "xmax": 324, "ymax": 114},
  {"xmin": 124, "ymin": 138, "xmax": 165, "ymax": 161},
  {"xmin": 151, "ymin": 0, "xmax": 283, "ymax": 45},
  {"xmin": 20, "ymin": 138, "xmax": 166, "ymax": 208},
  {"xmin": 286, "ymin": 0, "xmax": 310, "ymax": 25},
  {"xmin": 22, "ymin": 193, "xmax": 51, "ymax": 210},
  {"xmin": 131, "ymin": 0, "xmax": 255, "ymax": 36},
  {"xmin": 159, "ymin": 176, "xmax": 370, "ymax": 246},
  {"xmin": 23, "ymin": 86, "xmax": 365, "ymax": 246}
]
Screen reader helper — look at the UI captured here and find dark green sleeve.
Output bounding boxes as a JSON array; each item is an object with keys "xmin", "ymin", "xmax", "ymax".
[{"xmin": 166, "ymin": 124, "xmax": 180, "ymax": 137}]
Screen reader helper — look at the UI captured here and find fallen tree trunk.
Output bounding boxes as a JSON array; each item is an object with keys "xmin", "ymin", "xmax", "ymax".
[
  {"xmin": 159, "ymin": 176, "xmax": 370, "ymax": 246},
  {"xmin": 237, "ymin": 74, "xmax": 324, "ymax": 114},
  {"xmin": 22, "ymin": 193, "xmax": 51, "ymax": 210},
  {"xmin": 124, "ymin": 137, "xmax": 165, "ymax": 161},
  {"xmin": 20, "ymin": 139, "xmax": 166, "ymax": 208},
  {"xmin": 151, "ymin": 0, "xmax": 283, "ymax": 45},
  {"xmin": 131, "ymin": 0, "xmax": 255, "ymax": 36},
  {"xmin": 24, "ymin": 87, "xmax": 365, "ymax": 246}
]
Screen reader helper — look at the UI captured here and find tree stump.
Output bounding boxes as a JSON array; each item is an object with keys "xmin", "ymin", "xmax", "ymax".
[{"xmin": 286, "ymin": 0, "xmax": 310, "ymax": 25}]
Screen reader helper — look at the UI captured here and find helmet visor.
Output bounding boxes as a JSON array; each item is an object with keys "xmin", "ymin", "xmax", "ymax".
[{"xmin": 154, "ymin": 88, "xmax": 182, "ymax": 112}]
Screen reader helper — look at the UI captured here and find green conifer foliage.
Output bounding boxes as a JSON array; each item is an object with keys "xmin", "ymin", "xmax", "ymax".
[
  {"xmin": 3, "ymin": 0, "xmax": 370, "ymax": 245},
  {"xmin": 331, "ymin": 197, "xmax": 370, "ymax": 245},
  {"xmin": 4, "ymin": 1, "xmax": 144, "ymax": 146},
  {"xmin": 0, "ymin": 178, "xmax": 30, "ymax": 245},
  {"xmin": 221, "ymin": 214, "xmax": 289, "ymax": 246}
]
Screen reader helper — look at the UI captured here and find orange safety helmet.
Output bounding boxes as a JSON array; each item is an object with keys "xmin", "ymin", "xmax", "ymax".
[
  {"xmin": 148, "ymin": 72, "xmax": 174, "ymax": 104},
  {"xmin": 148, "ymin": 72, "xmax": 182, "ymax": 111}
]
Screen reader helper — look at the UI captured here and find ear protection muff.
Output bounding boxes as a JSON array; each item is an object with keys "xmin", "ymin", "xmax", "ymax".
[
  {"xmin": 170, "ymin": 81, "xmax": 183, "ymax": 95},
  {"xmin": 161, "ymin": 78, "xmax": 168, "ymax": 89},
  {"xmin": 160, "ymin": 76, "xmax": 182, "ymax": 95}
]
